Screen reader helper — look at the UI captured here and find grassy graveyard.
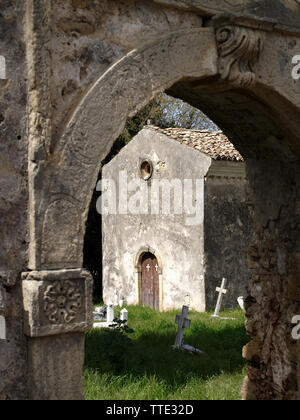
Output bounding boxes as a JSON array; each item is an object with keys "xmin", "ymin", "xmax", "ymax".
[{"xmin": 84, "ymin": 306, "xmax": 249, "ymax": 400}]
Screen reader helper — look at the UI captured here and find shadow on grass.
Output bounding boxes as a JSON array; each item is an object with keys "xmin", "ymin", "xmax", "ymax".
[{"xmin": 85, "ymin": 318, "xmax": 248, "ymax": 387}]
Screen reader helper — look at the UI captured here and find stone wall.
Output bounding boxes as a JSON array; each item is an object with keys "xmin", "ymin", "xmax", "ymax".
[
  {"xmin": 49, "ymin": 0, "xmax": 203, "ymax": 146},
  {"xmin": 243, "ymin": 160, "xmax": 300, "ymax": 400},
  {"xmin": 204, "ymin": 172, "xmax": 252, "ymax": 310},
  {"xmin": 0, "ymin": 1, "xmax": 28, "ymax": 400},
  {"xmin": 151, "ymin": 0, "xmax": 300, "ymax": 29}
]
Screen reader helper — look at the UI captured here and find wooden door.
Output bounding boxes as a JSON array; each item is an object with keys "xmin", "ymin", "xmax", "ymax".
[{"xmin": 141, "ymin": 253, "xmax": 159, "ymax": 310}]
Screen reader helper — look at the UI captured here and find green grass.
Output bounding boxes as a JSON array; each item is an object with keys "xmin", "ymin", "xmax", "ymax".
[{"xmin": 84, "ymin": 306, "xmax": 249, "ymax": 400}]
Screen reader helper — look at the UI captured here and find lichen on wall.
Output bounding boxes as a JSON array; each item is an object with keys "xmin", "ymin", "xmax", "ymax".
[
  {"xmin": 204, "ymin": 174, "xmax": 252, "ymax": 310},
  {"xmin": 243, "ymin": 160, "xmax": 300, "ymax": 400},
  {"xmin": 0, "ymin": 0, "xmax": 28, "ymax": 400},
  {"xmin": 50, "ymin": 0, "xmax": 203, "ymax": 143}
]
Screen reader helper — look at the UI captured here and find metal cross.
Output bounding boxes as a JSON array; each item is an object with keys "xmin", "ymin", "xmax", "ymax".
[
  {"xmin": 155, "ymin": 264, "xmax": 159, "ymax": 272},
  {"xmin": 146, "ymin": 264, "xmax": 150, "ymax": 272},
  {"xmin": 173, "ymin": 306, "xmax": 191, "ymax": 348}
]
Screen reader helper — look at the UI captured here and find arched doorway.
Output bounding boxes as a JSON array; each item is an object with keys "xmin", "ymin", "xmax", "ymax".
[
  {"xmin": 140, "ymin": 252, "xmax": 160, "ymax": 311},
  {"xmin": 135, "ymin": 247, "xmax": 163, "ymax": 311}
]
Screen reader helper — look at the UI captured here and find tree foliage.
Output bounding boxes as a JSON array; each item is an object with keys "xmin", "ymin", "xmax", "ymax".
[{"xmin": 158, "ymin": 94, "xmax": 219, "ymax": 130}]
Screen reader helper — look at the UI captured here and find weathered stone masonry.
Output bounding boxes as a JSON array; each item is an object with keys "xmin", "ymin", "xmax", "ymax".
[
  {"xmin": 0, "ymin": 1, "xmax": 28, "ymax": 400},
  {"xmin": 2, "ymin": 0, "xmax": 300, "ymax": 400},
  {"xmin": 243, "ymin": 161, "xmax": 300, "ymax": 400}
]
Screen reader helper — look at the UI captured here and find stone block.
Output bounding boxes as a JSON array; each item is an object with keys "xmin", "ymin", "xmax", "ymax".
[
  {"xmin": 0, "ymin": 271, "xmax": 18, "ymax": 287},
  {"xmin": 28, "ymin": 333, "xmax": 85, "ymax": 400},
  {"xmin": 22, "ymin": 269, "xmax": 93, "ymax": 338}
]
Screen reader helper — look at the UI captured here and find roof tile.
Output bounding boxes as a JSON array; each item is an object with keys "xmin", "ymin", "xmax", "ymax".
[{"xmin": 145, "ymin": 126, "xmax": 243, "ymax": 162}]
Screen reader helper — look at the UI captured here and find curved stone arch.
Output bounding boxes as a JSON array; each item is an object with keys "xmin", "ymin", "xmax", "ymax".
[
  {"xmin": 30, "ymin": 28, "xmax": 219, "ymax": 270},
  {"xmin": 134, "ymin": 246, "xmax": 163, "ymax": 275},
  {"xmin": 134, "ymin": 246, "xmax": 163, "ymax": 310},
  {"xmin": 23, "ymin": 4, "xmax": 300, "ymax": 401},
  {"xmin": 30, "ymin": 25, "xmax": 300, "ymax": 271}
]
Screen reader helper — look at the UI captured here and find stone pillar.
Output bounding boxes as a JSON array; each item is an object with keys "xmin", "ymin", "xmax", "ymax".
[
  {"xmin": 242, "ymin": 160, "xmax": 300, "ymax": 400},
  {"xmin": 22, "ymin": 269, "xmax": 93, "ymax": 400}
]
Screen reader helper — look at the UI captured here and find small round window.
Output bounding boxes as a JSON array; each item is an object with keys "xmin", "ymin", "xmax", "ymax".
[{"xmin": 140, "ymin": 160, "xmax": 153, "ymax": 181}]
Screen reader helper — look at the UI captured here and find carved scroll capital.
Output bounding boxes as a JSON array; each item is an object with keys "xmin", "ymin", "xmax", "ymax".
[{"xmin": 212, "ymin": 14, "xmax": 272, "ymax": 88}]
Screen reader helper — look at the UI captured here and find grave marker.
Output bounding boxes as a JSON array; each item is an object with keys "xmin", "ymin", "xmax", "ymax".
[
  {"xmin": 211, "ymin": 278, "xmax": 227, "ymax": 318},
  {"xmin": 107, "ymin": 302, "xmax": 115, "ymax": 323},
  {"xmin": 174, "ymin": 305, "xmax": 191, "ymax": 348},
  {"xmin": 171, "ymin": 306, "xmax": 204, "ymax": 354},
  {"xmin": 120, "ymin": 308, "xmax": 128, "ymax": 324},
  {"xmin": 93, "ymin": 302, "xmax": 117, "ymax": 329},
  {"xmin": 237, "ymin": 296, "xmax": 245, "ymax": 312}
]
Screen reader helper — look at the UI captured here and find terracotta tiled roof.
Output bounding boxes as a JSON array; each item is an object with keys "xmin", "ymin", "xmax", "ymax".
[{"xmin": 145, "ymin": 126, "xmax": 244, "ymax": 162}]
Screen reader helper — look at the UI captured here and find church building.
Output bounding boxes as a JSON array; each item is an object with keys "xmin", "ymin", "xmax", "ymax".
[{"xmin": 101, "ymin": 126, "xmax": 251, "ymax": 312}]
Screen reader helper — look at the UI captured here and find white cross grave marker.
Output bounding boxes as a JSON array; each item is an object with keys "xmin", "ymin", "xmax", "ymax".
[
  {"xmin": 211, "ymin": 278, "xmax": 227, "ymax": 318},
  {"xmin": 171, "ymin": 306, "xmax": 204, "ymax": 354},
  {"xmin": 0, "ymin": 56, "xmax": 6, "ymax": 80},
  {"xmin": 173, "ymin": 305, "xmax": 191, "ymax": 348}
]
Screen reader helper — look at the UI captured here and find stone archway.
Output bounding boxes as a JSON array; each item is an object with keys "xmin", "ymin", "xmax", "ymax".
[
  {"xmin": 24, "ymin": 15, "xmax": 300, "ymax": 400},
  {"xmin": 28, "ymin": 28, "xmax": 218, "ymax": 271}
]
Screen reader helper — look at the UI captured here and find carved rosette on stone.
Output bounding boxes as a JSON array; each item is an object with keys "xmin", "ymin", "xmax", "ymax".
[
  {"xmin": 212, "ymin": 14, "xmax": 274, "ymax": 88},
  {"xmin": 22, "ymin": 269, "xmax": 93, "ymax": 337}
]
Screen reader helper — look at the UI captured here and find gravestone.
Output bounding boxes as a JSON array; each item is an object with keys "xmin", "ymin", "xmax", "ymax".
[
  {"xmin": 93, "ymin": 303, "xmax": 118, "ymax": 329},
  {"xmin": 93, "ymin": 305, "xmax": 107, "ymax": 321},
  {"xmin": 120, "ymin": 308, "xmax": 128, "ymax": 324},
  {"xmin": 107, "ymin": 303, "xmax": 114, "ymax": 323},
  {"xmin": 173, "ymin": 306, "xmax": 191, "ymax": 348},
  {"xmin": 211, "ymin": 278, "xmax": 227, "ymax": 318},
  {"xmin": 238, "ymin": 296, "xmax": 246, "ymax": 312},
  {"xmin": 171, "ymin": 306, "xmax": 204, "ymax": 355}
]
